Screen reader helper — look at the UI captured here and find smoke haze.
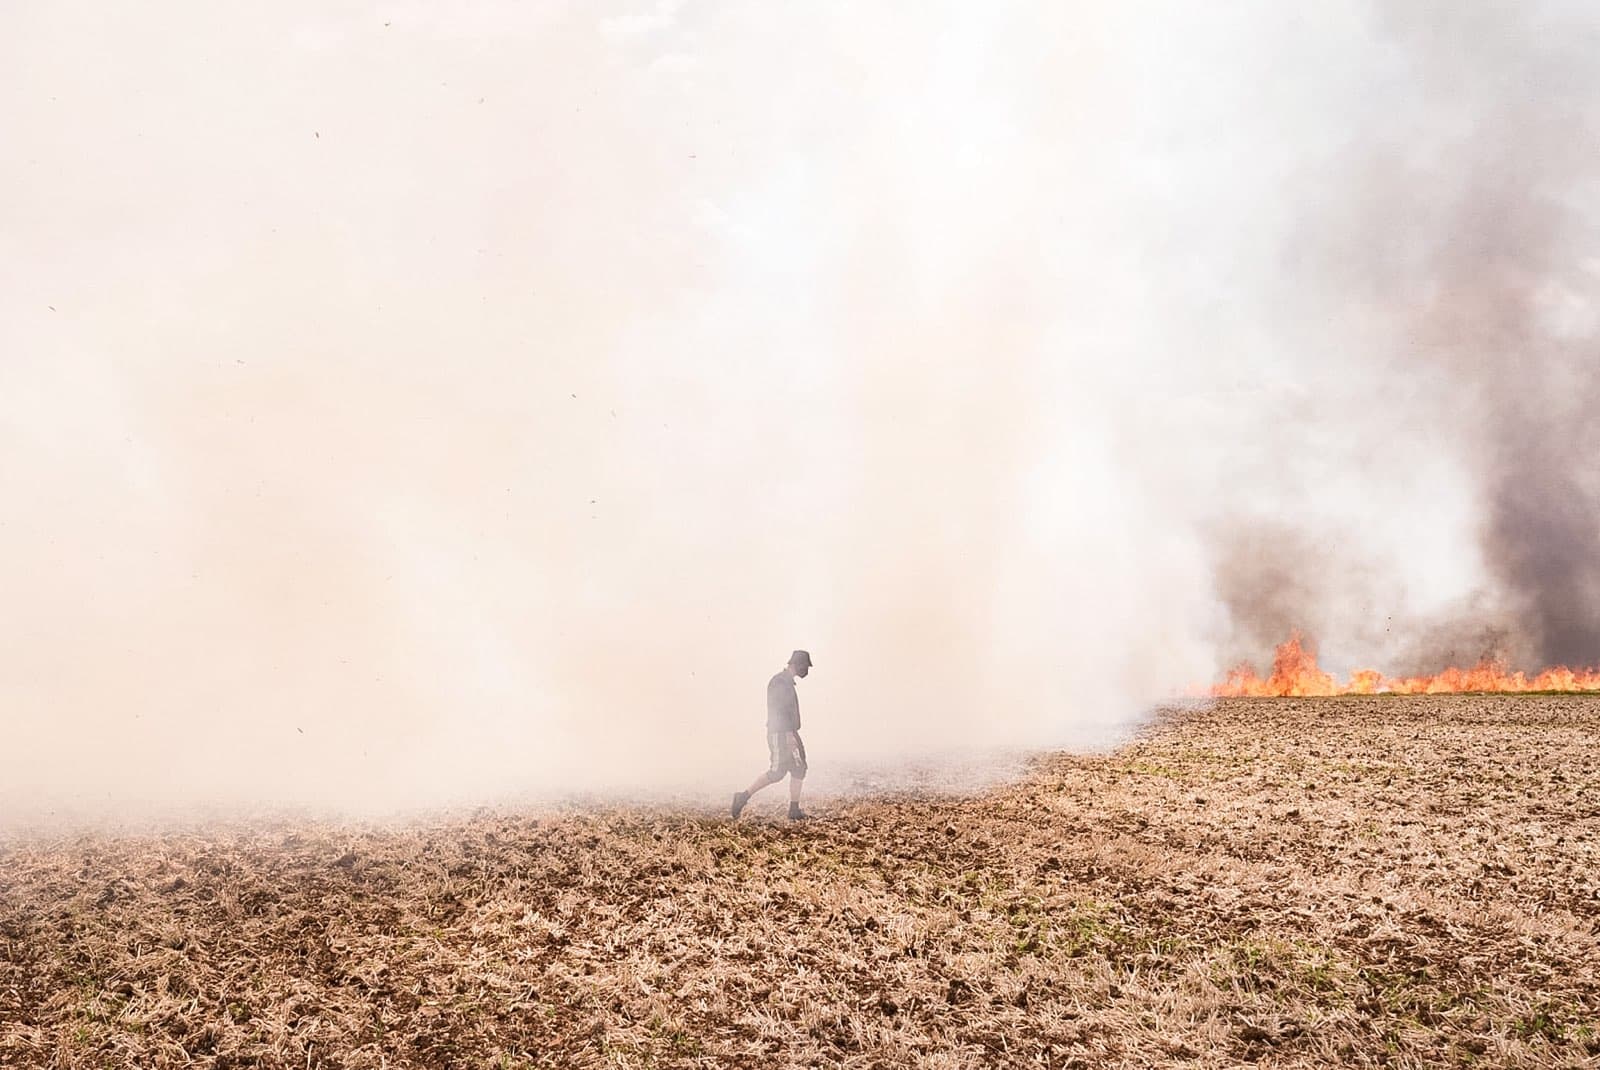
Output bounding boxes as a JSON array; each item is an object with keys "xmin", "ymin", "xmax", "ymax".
[{"xmin": 4, "ymin": 2, "xmax": 1598, "ymax": 819}]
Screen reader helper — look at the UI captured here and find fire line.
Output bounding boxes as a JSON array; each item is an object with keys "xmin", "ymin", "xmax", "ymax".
[{"xmin": 1212, "ymin": 631, "xmax": 1600, "ymax": 697}]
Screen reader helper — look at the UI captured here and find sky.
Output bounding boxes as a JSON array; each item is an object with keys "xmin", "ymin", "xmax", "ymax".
[{"xmin": 3, "ymin": 1, "xmax": 1597, "ymax": 818}]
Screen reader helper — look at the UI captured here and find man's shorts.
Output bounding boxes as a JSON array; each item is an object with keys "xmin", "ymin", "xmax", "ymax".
[{"xmin": 767, "ymin": 730, "xmax": 808, "ymax": 779}]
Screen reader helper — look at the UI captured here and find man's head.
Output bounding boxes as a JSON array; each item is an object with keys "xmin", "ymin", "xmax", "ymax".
[{"xmin": 788, "ymin": 649, "xmax": 813, "ymax": 679}]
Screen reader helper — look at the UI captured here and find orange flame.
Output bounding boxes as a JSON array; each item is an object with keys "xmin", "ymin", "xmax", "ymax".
[{"xmin": 1212, "ymin": 631, "xmax": 1600, "ymax": 697}]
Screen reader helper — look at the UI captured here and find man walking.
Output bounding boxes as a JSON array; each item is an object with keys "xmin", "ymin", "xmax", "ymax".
[{"xmin": 732, "ymin": 650, "xmax": 812, "ymax": 821}]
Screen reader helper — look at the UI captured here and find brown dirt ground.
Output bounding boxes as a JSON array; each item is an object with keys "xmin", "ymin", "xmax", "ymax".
[{"xmin": 3, "ymin": 695, "xmax": 1599, "ymax": 1069}]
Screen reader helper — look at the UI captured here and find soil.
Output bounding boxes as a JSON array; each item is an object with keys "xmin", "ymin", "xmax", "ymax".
[{"xmin": 3, "ymin": 695, "xmax": 1598, "ymax": 1068}]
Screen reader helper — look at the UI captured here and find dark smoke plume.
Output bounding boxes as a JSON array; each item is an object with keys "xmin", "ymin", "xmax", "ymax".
[
  {"xmin": 1216, "ymin": 1, "xmax": 1600, "ymax": 672},
  {"xmin": 1388, "ymin": 4, "xmax": 1600, "ymax": 669}
]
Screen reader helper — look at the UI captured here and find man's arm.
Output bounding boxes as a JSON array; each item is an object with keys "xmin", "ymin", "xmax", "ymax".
[{"xmin": 769, "ymin": 676, "xmax": 801, "ymax": 732}]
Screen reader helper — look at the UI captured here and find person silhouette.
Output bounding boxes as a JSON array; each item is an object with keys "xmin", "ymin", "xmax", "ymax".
[{"xmin": 731, "ymin": 650, "xmax": 812, "ymax": 821}]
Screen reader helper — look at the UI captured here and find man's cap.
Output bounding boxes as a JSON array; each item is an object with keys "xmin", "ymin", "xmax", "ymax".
[{"xmin": 790, "ymin": 649, "xmax": 813, "ymax": 667}]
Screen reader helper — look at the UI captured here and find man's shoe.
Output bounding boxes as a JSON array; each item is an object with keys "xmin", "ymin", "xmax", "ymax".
[
  {"xmin": 731, "ymin": 791, "xmax": 750, "ymax": 818},
  {"xmin": 788, "ymin": 802, "xmax": 808, "ymax": 821}
]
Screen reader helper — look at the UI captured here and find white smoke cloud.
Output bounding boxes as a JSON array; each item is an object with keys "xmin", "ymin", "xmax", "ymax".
[{"xmin": 3, "ymin": 2, "xmax": 1594, "ymax": 821}]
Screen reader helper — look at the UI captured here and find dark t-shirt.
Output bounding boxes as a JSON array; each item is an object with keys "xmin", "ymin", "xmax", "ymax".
[{"xmin": 767, "ymin": 671, "xmax": 800, "ymax": 733}]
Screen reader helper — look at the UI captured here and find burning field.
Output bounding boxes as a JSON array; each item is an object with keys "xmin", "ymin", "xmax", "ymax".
[
  {"xmin": 1213, "ymin": 635, "xmax": 1600, "ymax": 699},
  {"xmin": 3, "ymin": 694, "xmax": 1598, "ymax": 1069}
]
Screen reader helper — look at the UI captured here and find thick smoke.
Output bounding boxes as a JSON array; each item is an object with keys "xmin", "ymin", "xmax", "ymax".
[
  {"xmin": 1383, "ymin": 3, "xmax": 1600, "ymax": 670},
  {"xmin": 3, "ymin": 3, "xmax": 1597, "ymax": 821},
  {"xmin": 1204, "ymin": 1, "xmax": 1600, "ymax": 674}
]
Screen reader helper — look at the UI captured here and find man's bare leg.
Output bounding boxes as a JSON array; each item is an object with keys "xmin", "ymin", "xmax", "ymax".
[
  {"xmin": 744, "ymin": 770, "xmax": 781, "ymax": 797},
  {"xmin": 732, "ymin": 770, "xmax": 781, "ymax": 817},
  {"xmin": 787, "ymin": 775, "xmax": 806, "ymax": 819}
]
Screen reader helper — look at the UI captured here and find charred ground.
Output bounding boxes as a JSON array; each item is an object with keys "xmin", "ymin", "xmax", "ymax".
[{"xmin": 3, "ymin": 696, "xmax": 1598, "ymax": 1068}]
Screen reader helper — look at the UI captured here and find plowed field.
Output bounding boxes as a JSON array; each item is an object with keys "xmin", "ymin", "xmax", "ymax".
[{"xmin": 4, "ymin": 696, "xmax": 1598, "ymax": 1068}]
